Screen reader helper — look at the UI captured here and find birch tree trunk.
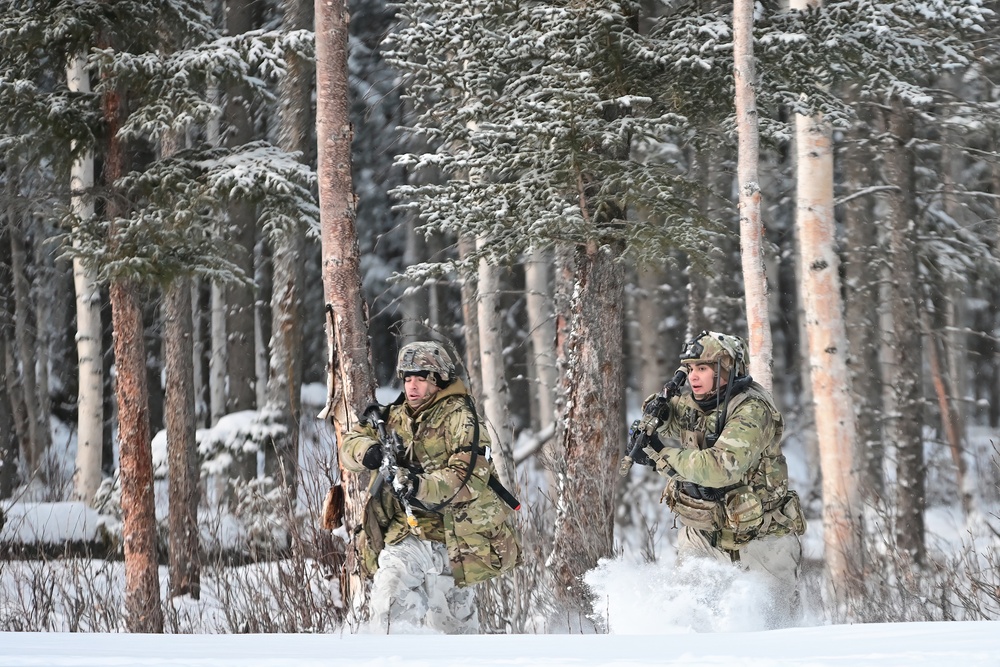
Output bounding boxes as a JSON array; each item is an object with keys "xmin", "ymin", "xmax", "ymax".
[
  {"xmin": 883, "ymin": 98, "xmax": 925, "ymax": 565},
  {"xmin": 525, "ymin": 249, "xmax": 557, "ymax": 434},
  {"xmin": 458, "ymin": 236, "xmax": 483, "ymax": 404},
  {"xmin": 316, "ymin": 0, "xmax": 378, "ymax": 612},
  {"xmin": 549, "ymin": 241, "xmax": 625, "ymax": 614},
  {"xmin": 791, "ymin": 35, "xmax": 864, "ymax": 608},
  {"xmin": 476, "ymin": 239, "xmax": 516, "ymax": 491},
  {"xmin": 67, "ymin": 53, "xmax": 104, "ymax": 505},
  {"xmin": 733, "ymin": 0, "xmax": 773, "ymax": 391}
]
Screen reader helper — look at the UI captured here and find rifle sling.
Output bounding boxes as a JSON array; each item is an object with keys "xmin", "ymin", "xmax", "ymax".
[{"xmin": 421, "ymin": 394, "xmax": 521, "ymax": 513}]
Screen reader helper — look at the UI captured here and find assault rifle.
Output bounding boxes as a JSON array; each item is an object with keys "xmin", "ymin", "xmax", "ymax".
[
  {"xmin": 364, "ymin": 409, "xmax": 421, "ymax": 533},
  {"xmin": 619, "ymin": 368, "xmax": 687, "ymax": 476}
]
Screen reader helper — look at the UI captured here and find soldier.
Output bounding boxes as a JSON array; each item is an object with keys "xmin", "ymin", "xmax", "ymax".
[
  {"xmin": 630, "ymin": 331, "xmax": 806, "ymax": 625},
  {"xmin": 341, "ymin": 341, "xmax": 521, "ymax": 634}
]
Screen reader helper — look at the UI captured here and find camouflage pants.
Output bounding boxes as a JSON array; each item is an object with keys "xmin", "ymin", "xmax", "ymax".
[
  {"xmin": 677, "ymin": 525, "xmax": 802, "ymax": 628},
  {"xmin": 369, "ymin": 535, "xmax": 479, "ymax": 634}
]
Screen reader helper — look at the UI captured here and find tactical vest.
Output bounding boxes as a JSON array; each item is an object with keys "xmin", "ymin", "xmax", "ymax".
[{"xmin": 661, "ymin": 383, "xmax": 806, "ymax": 550}]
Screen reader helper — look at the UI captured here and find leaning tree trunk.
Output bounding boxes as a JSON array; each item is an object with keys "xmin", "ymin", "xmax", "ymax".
[
  {"xmin": 733, "ymin": 0, "xmax": 772, "ymax": 391},
  {"xmin": 67, "ymin": 52, "xmax": 105, "ymax": 505},
  {"xmin": 549, "ymin": 240, "xmax": 625, "ymax": 614},
  {"xmin": 792, "ymin": 59, "xmax": 864, "ymax": 613},
  {"xmin": 883, "ymin": 98, "xmax": 926, "ymax": 566},
  {"xmin": 316, "ymin": 0, "xmax": 379, "ymax": 615}
]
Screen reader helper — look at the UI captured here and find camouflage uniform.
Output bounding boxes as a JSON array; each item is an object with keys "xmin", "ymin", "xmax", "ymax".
[
  {"xmin": 341, "ymin": 343, "xmax": 520, "ymax": 634},
  {"xmin": 642, "ymin": 332, "xmax": 806, "ymax": 624}
]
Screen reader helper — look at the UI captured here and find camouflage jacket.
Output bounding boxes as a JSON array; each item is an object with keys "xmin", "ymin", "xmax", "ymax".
[
  {"xmin": 647, "ymin": 381, "xmax": 805, "ymax": 544},
  {"xmin": 341, "ymin": 379, "xmax": 520, "ymax": 586}
]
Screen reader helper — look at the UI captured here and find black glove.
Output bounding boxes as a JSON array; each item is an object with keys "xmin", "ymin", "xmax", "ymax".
[
  {"xmin": 627, "ymin": 419, "xmax": 653, "ymax": 467},
  {"xmin": 361, "ymin": 444, "xmax": 383, "ymax": 471},
  {"xmin": 361, "ymin": 403, "xmax": 384, "ymax": 427}
]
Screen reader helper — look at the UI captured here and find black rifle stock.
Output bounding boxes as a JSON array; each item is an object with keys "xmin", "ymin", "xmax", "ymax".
[{"xmin": 619, "ymin": 368, "xmax": 687, "ymax": 476}]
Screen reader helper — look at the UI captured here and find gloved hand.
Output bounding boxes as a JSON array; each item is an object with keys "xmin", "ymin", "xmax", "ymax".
[
  {"xmin": 361, "ymin": 403, "xmax": 384, "ymax": 427},
  {"xmin": 627, "ymin": 419, "xmax": 654, "ymax": 467},
  {"xmin": 392, "ymin": 467, "xmax": 420, "ymax": 502},
  {"xmin": 361, "ymin": 444, "xmax": 383, "ymax": 471}
]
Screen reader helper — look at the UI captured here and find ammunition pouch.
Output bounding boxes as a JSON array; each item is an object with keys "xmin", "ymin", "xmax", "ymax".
[
  {"xmin": 662, "ymin": 479, "xmax": 765, "ymax": 549},
  {"xmin": 759, "ymin": 489, "xmax": 807, "ymax": 538}
]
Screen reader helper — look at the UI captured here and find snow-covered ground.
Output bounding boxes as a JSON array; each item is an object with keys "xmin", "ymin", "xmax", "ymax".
[{"xmin": 2, "ymin": 620, "xmax": 999, "ymax": 666}]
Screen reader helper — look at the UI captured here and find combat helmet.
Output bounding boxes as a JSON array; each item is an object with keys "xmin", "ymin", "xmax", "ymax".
[
  {"xmin": 679, "ymin": 331, "xmax": 748, "ymax": 378},
  {"xmin": 396, "ymin": 341, "xmax": 456, "ymax": 386}
]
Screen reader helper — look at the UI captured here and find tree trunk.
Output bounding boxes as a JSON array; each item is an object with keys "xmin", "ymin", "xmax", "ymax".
[
  {"xmin": 733, "ymin": 0, "xmax": 772, "ymax": 392},
  {"xmin": 316, "ymin": 0, "xmax": 379, "ymax": 613},
  {"xmin": 476, "ymin": 238, "xmax": 516, "ymax": 491},
  {"xmin": 112, "ymin": 279, "xmax": 165, "ymax": 632},
  {"xmin": 883, "ymin": 98, "xmax": 925, "ymax": 565},
  {"xmin": 792, "ymin": 64, "xmax": 864, "ymax": 609},
  {"xmin": 525, "ymin": 248, "xmax": 557, "ymax": 434},
  {"xmin": 9, "ymin": 190, "xmax": 49, "ymax": 480},
  {"xmin": 458, "ymin": 236, "xmax": 483, "ymax": 404},
  {"xmin": 164, "ymin": 276, "xmax": 200, "ymax": 600},
  {"xmin": 841, "ymin": 96, "xmax": 884, "ymax": 497},
  {"xmin": 263, "ymin": 0, "xmax": 313, "ymax": 497},
  {"xmin": 101, "ymin": 68, "xmax": 163, "ymax": 630},
  {"xmin": 67, "ymin": 52, "xmax": 105, "ymax": 505},
  {"xmin": 549, "ymin": 240, "xmax": 625, "ymax": 614},
  {"xmin": 224, "ymin": 0, "xmax": 260, "ymax": 486}
]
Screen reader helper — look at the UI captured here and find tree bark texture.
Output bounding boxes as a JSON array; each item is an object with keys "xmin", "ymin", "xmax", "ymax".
[
  {"xmin": 841, "ymin": 97, "xmax": 884, "ymax": 497},
  {"xmin": 165, "ymin": 276, "xmax": 201, "ymax": 600},
  {"xmin": 476, "ymin": 238, "xmax": 516, "ymax": 491},
  {"xmin": 67, "ymin": 52, "xmax": 105, "ymax": 506},
  {"xmin": 794, "ymin": 97, "xmax": 864, "ymax": 608},
  {"xmin": 458, "ymin": 236, "xmax": 483, "ymax": 404},
  {"xmin": 111, "ymin": 279, "xmax": 165, "ymax": 632},
  {"xmin": 316, "ymin": 0, "xmax": 378, "ymax": 613},
  {"xmin": 549, "ymin": 241, "xmax": 625, "ymax": 613},
  {"xmin": 525, "ymin": 248, "xmax": 557, "ymax": 433},
  {"xmin": 883, "ymin": 99, "xmax": 926, "ymax": 565},
  {"xmin": 263, "ymin": 0, "xmax": 313, "ymax": 497},
  {"xmin": 733, "ymin": 0, "xmax": 773, "ymax": 392}
]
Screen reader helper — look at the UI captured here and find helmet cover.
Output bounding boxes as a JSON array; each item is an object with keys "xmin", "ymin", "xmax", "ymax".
[
  {"xmin": 679, "ymin": 331, "xmax": 748, "ymax": 377},
  {"xmin": 396, "ymin": 341, "xmax": 456, "ymax": 383}
]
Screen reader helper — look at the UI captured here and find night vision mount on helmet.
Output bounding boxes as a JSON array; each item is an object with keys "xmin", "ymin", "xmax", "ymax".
[{"xmin": 680, "ymin": 331, "xmax": 748, "ymax": 377}]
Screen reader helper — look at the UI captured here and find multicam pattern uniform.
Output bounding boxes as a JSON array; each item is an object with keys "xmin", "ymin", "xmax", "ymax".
[
  {"xmin": 341, "ymin": 379, "xmax": 520, "ymax": 587},
  {"xmin": 645, "ymin": 381, "xmax": 806, "ymax": 551}
]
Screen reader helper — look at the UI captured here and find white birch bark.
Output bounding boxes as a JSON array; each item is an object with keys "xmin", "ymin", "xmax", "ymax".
[
  {"xmin": 67, "ymin": 53, "xmax": 104, "ymax": 505},
  {"xmin": 524, "ymin": 248, "xmax": 557, "ymax": 433},
  {"xmin": 791, "ymin": 34, "xmax": 863, "ymax": 606},
  {"xmin": 205, "ymin": 80, "xmax": 228, "ymax": 426},
  {"xmin": 476, "ymin": 238, "xmax": 516, "ymax": 492},
  {"xmin": 733, "ymin": 0, "xmax": 773, "ymax": 392}
]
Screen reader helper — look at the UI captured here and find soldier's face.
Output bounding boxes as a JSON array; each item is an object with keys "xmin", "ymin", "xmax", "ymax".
[
  {"xmin": 687, "ymin": 362, "xmax": 725, "ymax": 399},
  {"xmin": 404, "ymin": 373, "xmax": 440, "ymax": 409}
]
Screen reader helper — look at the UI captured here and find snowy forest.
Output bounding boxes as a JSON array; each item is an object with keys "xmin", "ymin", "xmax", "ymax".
[{"xmin": 0, "ymin": 0, "xmax": 999, "ymax": 636}]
